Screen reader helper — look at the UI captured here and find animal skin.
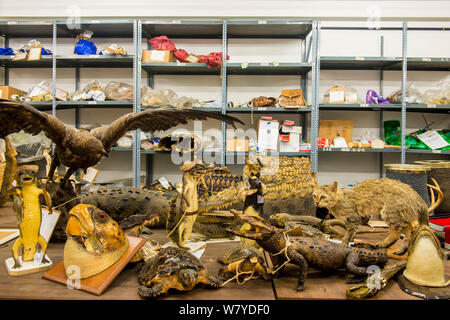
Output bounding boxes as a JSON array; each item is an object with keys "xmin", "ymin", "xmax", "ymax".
[
  {"xmin": 226, "ymin": 210, "xmax": 388, "ymax": 292},
  {"xmin": 0, "ymin": 99, "xmax": 242, "ymax": 186},
  {"xmin": 312, "ymin": 177, "xmax": 443, "ymax": 255}
]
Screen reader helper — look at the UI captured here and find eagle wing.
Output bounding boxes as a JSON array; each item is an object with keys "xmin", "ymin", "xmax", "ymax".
[
  {"xmin": 90, "ymin": 107, "xmax": 244, "ymax": 151},
  {"xmin": 0, "ymin": 99, "xmax": 67, "ymax": 145}
]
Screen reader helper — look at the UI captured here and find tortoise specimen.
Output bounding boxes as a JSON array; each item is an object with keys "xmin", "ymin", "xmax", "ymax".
[
  {"xmin": 218, "ymin": 245, "xmax": 269, "ymax": 283},
  {"xmin": 137, "ymin": 246, "xmax": 222, "ymax": 298}
]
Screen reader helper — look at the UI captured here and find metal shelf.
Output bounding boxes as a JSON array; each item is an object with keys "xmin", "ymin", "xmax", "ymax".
[
  {"xmin": 56, "ymin": 55, "xmax": 134, "ymax": 68},
  {"xmin": 142, "ymin": 20, "xmax": 223, "ymax": 38},
  {"xmin": 406, "ymin": 57, "xmax": 450, "ymax": 71},
  {"xmin": 142, "ymin": 62, "xmax": 220, "ymax": 75},
  {"xmin": 319, "ymin": 147, "xmax": 401, "ymax": 153},
  {"xmin": 320, "ymin": 103, "xmax": 401, "ymax": 111},
  {"xmin": 56, "ymin": 20, "xmax": 134, "ymax": 38},
  {"xmin": 29, "ymin": 101, "xmax": 133, "ymax": 110},
  {"xmin": 226, "ymin": 151, "xmax": 311, "ymax": 157},
  {"xmin": 320, "ymin": 56, "xmax": 403, "ymax": 70},
  {"xmin": 227, "ymin": 20, "xmax": 313, "ymax": 38},
  {"xmin": 142, "ymin": 105, "xmax": 222, "ymax": 112},
  {"xmin": 226, "ymin": 106, "xmax": 311, "ymax": 113},
  {"xmin": 405, "ymin": 149, "xmax": 450, "ymax": 155},
  {"xmin": 406, "ymin": 103, "xmax": 450, "ymax": 113},
  {"xmin": 0, "ymin": 55, "xmax": 53, "ymax": 68},
  {"xmin": 0, "ymin": 21, "xmax": 54, "ymax": 37},
  {"xmin": 227, "ymin": 62, "xmax": 311, "ymax": 75}
]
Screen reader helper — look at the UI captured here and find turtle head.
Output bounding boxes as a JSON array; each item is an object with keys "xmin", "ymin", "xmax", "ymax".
[{"xmin": 178, "ymin": 268, "xmax": 198, "ymax": 289}]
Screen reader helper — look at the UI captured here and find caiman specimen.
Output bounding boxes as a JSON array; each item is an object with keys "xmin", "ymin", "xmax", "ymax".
[
  {"xmin": 11, "ymin": 165, "xmax": 52, "ymax": 268},
  {"xmin": 226, "ymin": 209, "xmax": 388, "ymax": 292}
]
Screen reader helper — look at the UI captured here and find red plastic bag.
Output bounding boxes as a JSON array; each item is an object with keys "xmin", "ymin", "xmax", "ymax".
[
  {"xmin": 173, "ymin": 49, "xmax": 189, "ymax": 62},
  {"xmin": 205, "ymin": 52, "xmax": 229, "ymax": 68},
  {"xmin": 149, "ymin": 36, "xmax": 176, "ymax": 51}
]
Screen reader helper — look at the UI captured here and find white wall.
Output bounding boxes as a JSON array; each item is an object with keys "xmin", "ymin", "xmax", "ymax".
[{"xmin": 1, "ymin": 3, "xmax": 449, "ymax": 186}]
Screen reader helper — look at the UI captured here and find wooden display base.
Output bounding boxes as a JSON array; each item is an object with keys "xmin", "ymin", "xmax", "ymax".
[
  {"xmin": 42, "ymin": 236, "xmax": 146, "ymax": 296},
  {"xmin": 5, "ymin": 255, "xmax": 53, "ymax": 276},
  {"xmin": 0, "ymin": 228, "xmax": 19, "ymax": 245}
]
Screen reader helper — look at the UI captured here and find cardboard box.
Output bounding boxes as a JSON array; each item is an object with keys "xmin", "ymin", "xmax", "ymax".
[
  {"xmin": 257, "ymin": 118, "xmax": 279, "ymax": 152},
  {"xmin": 0, "ymin": 86, "xmax": 26, "ymax": 100},
  {"xmin": 226, "ymin": 138, "xmax": 249, "ymax": 152},
  {"xmin": 319, "ymin": 120, "xmax": 354, "ymax": 144},
  {"xmin": 142, "ymin": 50, "xmax": 175, "ymax": 63},
  {"xmin": 280, "ymin": 132, "xmax": 300, "ymax": 152},
  {"xmin": 55, "ymin": 88, "xmax": 69, "ymax": 101},
  {"xmin": 328, "ymin": 86, "xmax": 345, "ymax": 104}
]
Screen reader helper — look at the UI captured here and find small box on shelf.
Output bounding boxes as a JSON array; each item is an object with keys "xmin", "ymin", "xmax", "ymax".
[{"xmin": 142, "ymin": 50, "xmax": 175, "ymax": 63}]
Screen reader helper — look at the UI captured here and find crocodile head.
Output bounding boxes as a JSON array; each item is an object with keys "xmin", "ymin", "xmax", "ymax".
[
  {"xmin": 226, "ymin": 209, "xmax": 286, "ymax": 254},
  {"xmin": 64, "ymin": 204, "xmax": 129, "ymax": 278}
]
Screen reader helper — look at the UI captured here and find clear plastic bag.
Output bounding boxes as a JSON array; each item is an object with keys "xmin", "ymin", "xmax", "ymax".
[
  {"xmin": 141, "ymin": 86, "xmax": 177, "ymax": 107},
  {"xmin": 418, "ymin": 75, "xmax": 450, "ymax": 105},
  {"xmin": 70, "ymin": 80, "xmax": 105, "ymax": 101},
  {"xmin": 104, "ymin": 81, "xmax": 133, "ymax": 101},
  {"xmin": 23, "ymin": 80, "xmax": 52, "ymax": 98},
  {"xmin": 387, "ymin": 83, "xmax": 422, "ymax": 104}
]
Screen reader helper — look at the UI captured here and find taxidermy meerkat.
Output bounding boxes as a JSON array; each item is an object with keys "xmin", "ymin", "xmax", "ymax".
[{"xmin": 312, "ymin": 176, "xmax": 442, "ymax": 255}]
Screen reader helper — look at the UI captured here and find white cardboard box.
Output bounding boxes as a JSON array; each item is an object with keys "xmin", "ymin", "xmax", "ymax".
[
  {"xmin": 280, "ymin": 132, "xmax": 300, "ymax": 152},
  {"xmin": 257, "ymin": 119, "xmax": 279, "ymax": 152}
]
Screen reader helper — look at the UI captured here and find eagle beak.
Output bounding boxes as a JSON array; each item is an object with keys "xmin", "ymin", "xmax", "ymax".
[{"xmin": 101, "ymin": 149, "xmax": 109, "ymax": 157}]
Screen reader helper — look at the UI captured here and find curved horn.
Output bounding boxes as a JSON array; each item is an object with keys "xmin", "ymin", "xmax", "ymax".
[{"xmin": 426, "ymin": 178, "xmax": 444, "ymax": 214}]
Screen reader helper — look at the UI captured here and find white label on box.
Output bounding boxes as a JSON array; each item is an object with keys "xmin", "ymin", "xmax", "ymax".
[
  {"xmin": 282, "ymin": 125, "xmax": 302, "ymax": 134},
  {"xmin": 417, "ymin": 130, "xmax": 449, "ymax": 150},
  {"xmin": 258, "ymin": 120, "xmax": 279, "ymax": 151},
  {"xmin": 158, "ymin": 176, "xmax": 171, "ymax": 189},
  {"xmin": 27, "ymin": 47, "xmax": 41, "ymax": 61},
  {"xmin": 82, "ymin": 167, "xmax": 99, "ymax": 184},
  {"xmin": 150, "ymin": 50, "xmax": 166, "ymax": 62},
  {"xmin": 329, "ymin": 89, "xmax": 345, "ymax": 103}
]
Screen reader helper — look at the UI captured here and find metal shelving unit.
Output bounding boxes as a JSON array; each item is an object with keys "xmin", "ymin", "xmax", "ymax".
[
  {"xmin": 316, "ymin": 23, "xmax": 450, "ymax": 176},
  {"xmin": 1, "ymin": 19, "xmax": 448, "ymax": 186}
]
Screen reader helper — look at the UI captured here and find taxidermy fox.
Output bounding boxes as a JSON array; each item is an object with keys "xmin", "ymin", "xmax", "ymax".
[
  {"xmin": 312, "ymin": 176, "xmax": 442, "ymax": 255},
  {"xmin": 238, "ymin": 159, "xmax": 267, "ymax": 246}
]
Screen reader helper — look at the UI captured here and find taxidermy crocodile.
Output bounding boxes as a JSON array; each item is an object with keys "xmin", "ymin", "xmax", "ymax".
[
  {"xmin": 226, "ymin": 209, "xmax": 389, "ymax": 292},
  {"xmin": 11, "ymin": 165, "xmax": 52, "ymax": 268}
]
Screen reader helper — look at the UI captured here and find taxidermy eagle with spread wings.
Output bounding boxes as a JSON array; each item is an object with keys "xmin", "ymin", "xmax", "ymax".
[{"xmin": 0, "ymin": 99, "xmax": 243, "ymax": 185}]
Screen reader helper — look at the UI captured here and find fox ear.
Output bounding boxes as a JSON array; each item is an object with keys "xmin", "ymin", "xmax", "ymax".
[{"xmin": 328, "ymin": 181, "xmax": 338, "ymax": 193}]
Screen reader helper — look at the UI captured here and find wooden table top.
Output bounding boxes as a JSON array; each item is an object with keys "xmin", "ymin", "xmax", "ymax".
[{"xmin": 0, "ymin": 204, "xmax": 448, "ymax": 300}]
